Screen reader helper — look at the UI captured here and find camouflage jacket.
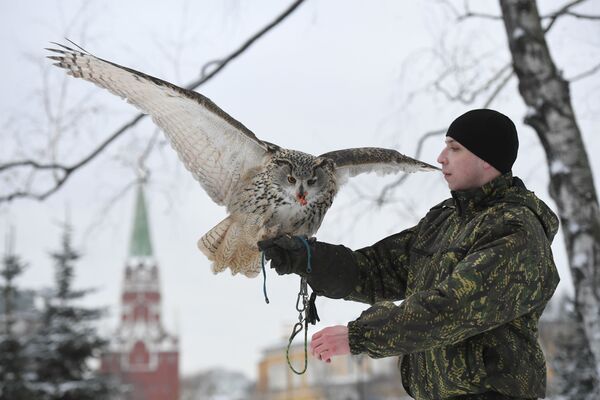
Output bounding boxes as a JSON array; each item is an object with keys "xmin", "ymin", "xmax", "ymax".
[{"xmin": 345, "ymin": 173, "xmax": 560, "ymax": 400}]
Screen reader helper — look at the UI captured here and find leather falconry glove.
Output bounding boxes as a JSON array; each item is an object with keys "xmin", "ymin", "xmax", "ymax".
[{"xmin": 257, "ymin": 235, "xmax": 359, "ymax": 299}]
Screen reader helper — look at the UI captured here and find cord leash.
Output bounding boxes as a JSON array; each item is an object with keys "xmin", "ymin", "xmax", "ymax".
[
  {"xmin": 260, "ymin": 236, "xmax": 318, "ymax": 375},
  {"xmin": 286, "ymin": 236, "xmax": 319, "ymax": 374},
  {"xmin": 261, "ymin": 252, "xmax": 269, "ymax": 304},
  {"xmin": 287, "ymin": 276, "xmax": 310, "ymax": 374}
]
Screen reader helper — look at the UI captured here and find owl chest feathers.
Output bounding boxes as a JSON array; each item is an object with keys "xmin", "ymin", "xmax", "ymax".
[{"xmin": 231, "ymin": 169, "xmax": 336, "ymax": 238}]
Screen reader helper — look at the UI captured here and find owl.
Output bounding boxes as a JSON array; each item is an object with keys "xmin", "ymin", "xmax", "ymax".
[{"xmin": 48, "ymin": 42, "xmax": 439, "ymax": 278}]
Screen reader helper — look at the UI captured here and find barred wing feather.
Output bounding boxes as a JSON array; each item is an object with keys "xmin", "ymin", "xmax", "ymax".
[
  {"xmin": 47, "ymin": 43, "xmax": 269, "ymax": 208},
  {"xmin": 319, "ymin": 147, "xmax": 440, "ymax": 185}
]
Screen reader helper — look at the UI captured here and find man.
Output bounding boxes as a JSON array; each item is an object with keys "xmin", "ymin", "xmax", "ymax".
[{"xmin": 258, "ymin": 109, "xmax": 560, "ymax": 400}]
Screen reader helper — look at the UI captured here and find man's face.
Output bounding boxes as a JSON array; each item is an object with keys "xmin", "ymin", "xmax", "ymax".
[{"xmin": 437, "ymin": 137, "xmax": 487, "ymax": 191}]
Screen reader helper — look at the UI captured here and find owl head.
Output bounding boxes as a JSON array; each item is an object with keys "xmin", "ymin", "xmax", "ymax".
[{"xmin": 271, "ymin": 151, "xmax": 335, "ymax": 207}]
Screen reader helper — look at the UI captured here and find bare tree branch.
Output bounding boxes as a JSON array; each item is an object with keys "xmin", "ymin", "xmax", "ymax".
[
  {"xmin": 187, "ymin": 0, "xmax": 306, "ymax": 88},
  {"xmin": 434, "ymin": 0, "xmax": 462, "ymax": 19},
  {"xmin": 449, "ymin": 0, "xmax": 503, "ymax": 22},
  {"xmin": 434, "ymin": 63, "xmax": 513, "ymax": 104},
  {"xmin": 568, "ymin": 62, "xmax": 600, "ymax": 82},
  {"xmin": 434, "ymin": 0, "xmax": 503, "ymax": 24},
  {"xmin": 0, "ymin": 113, "xmax": 146, "ymax": 203},
  {"xmin": 136, "ymin": 128, "xmax": 162, "ymax": 180},
  {"xmin": 449, "ymin": 0, "xmax": 600, "ymax": 34},
  {"xmin": 482, "ymin": 69, "xmax": 514, "ymax": 108},
  {"xmin": 457, "ymin": 11, "xmax": 502, "ymax": 22},
  {"xmin": 543, "ymin": 0, "xmax": 587, "ymax": 32},
  {"xmin": 563, "ymin": 11, "xmax": 600, "ymax": 19},
  {"xmin": 0, "ymin": 0, "xmax": 306, "ymax": 204}
]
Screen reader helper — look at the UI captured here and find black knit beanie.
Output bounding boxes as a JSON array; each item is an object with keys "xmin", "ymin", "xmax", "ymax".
[{"xmin": 446, "ymin": 109, "xmax": 519, "ymax": 174}]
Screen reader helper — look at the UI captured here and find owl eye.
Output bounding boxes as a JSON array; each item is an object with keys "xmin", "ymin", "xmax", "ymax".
[
  {"xmin": 307, "ymin": 178, "xmax": 317, "ymax": 186},
  {"xmin": 287, "ymin": 176, "xmax": 296, "ymax": 184}
]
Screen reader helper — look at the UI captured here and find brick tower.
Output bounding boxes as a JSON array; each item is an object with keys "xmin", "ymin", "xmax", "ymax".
[{"xmin": 101, "ymin": 184, "xmax": 179, "ymax": 400}]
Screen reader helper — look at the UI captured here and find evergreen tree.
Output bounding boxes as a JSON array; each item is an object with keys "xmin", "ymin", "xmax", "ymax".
[
  {"xmin": 0, "ymin": 236, "xmax": 35, "ymax": 400},
  {"xmin": 552, "ymin": 295, "xmax": 599, "ymax": 399},
  {"xmin": 29, "ymin": 224, "xmax": 111, "ymax": 400}
]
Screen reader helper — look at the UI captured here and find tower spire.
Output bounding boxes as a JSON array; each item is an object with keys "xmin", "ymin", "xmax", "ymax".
[
  {"xmin": 129, "ymin": 183, "xmax": 153, "ymax": 258},
  {"xmin": 101, "ymin": 181, "xmax": 179, "ymax": 400}
]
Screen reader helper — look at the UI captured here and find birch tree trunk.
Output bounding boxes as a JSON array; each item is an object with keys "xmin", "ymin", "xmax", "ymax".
[{"xmin": 499, "ymin": 0, "xmax": 600, "ymax": 384}]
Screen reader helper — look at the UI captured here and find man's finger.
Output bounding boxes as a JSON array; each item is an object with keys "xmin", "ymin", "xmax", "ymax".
[
  {"xmin": 273, "ymin": 235, "xmax": 304, "ymax": 250},
  {"xmin": 257, "ymin": 238, "xmax": 277, "ymax": 251},
  {"xmin": 310, "ymin": 335, "xmax": 325, "ymax": 349},
  {"xmin": 311, "ymin": 347, "xmax": 320, "ymax": 358},
  {"xmin": 320, "ymin": 349, "xmax": 334, "ymax": 362},
  {"xmin": 310, "ymin": 341, "xmax": 325, "ymax": 356},
  {"xmin": 262, "ymin": 247, "xmax": 281, "ymax": 262},
  {"xmin": 314, "ymin": 346, "xmax": 328, "ymax": 360},
  {"xmin": 310, "ymin": 343, "xmax": 317, "ymax": 356}
]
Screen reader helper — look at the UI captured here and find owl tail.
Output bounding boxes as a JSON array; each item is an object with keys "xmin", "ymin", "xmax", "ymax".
[
  {"xmin": 197, "ymin": 216, "xmax": 233, "ymax": 261},
  {"xmin": 197, "ymin": 217, "xmax": 261, "ymax": 278}
]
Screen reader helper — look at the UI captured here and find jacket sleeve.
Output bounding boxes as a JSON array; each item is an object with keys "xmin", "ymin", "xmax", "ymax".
[
  {"xmin": 343, "ymin": 226, "xmax": 417, "ymax": 305},
  {"xmin": 347, "ymin": 210, "xmax": 560, "ymax": 358}
]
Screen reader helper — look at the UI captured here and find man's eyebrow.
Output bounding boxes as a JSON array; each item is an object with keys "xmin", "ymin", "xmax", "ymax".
[{"xmin": 445, "ymin": 138, "xmax": 456, "ymax": 144}]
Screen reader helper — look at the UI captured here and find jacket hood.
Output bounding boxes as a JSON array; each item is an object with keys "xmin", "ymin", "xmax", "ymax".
[
  {"xmin": 451, "ymin": 174, "xmax": 559, "ymax": 242},
  {"xmin": 498, "ymin": 176, "xmax": 559, "ymax": 242}
]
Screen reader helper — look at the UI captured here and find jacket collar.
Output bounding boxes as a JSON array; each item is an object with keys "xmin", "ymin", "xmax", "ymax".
[{"xmin": 451, "ymin": 173, "xmax": 513, "ymax": 217}]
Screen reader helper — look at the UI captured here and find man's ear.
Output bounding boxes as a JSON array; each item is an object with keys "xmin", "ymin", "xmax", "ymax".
[
  {"xmin": 481, "ymin": 161, "xmax": 493, "ymax": 170},
  {"xmin": 482, "ymin": 161, "xmax": 502, "ymax": 179}
]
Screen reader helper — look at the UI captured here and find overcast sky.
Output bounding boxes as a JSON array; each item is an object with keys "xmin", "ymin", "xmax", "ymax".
[{"xmin": 1, "ymin": 0, "xmax": 599, "ymax": 379}]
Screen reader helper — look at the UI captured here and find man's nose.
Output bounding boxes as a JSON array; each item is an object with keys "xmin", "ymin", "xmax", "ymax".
[{"xmin": 437, "ymin": 149, "xmax": 447, "ymax": 165}]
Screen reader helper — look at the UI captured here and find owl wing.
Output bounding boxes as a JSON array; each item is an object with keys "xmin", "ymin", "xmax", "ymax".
[
  {"xmin": 319, "ymin": 147, "xmax": 439, "ymax": 184},
  {"xmin": 47, "ymin": 42, "xmax": 272, "ymax": 207}
]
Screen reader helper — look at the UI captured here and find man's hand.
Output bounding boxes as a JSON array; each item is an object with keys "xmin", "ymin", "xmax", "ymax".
[
  {"xmin": 257, "ymin": 235, "xmax": 313, "ymax": 276},
  {"xmin": 310, "ymin": 325, "xmax": 351, "ymax": 363},
  {"xmin": 258, "ymin": 236, "xmax": 360, "ymax": 299}
]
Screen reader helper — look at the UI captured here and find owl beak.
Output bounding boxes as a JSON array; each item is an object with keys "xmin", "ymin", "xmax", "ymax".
[{"xmin": 296, "ymin": 191, "xmax": 308, "ymax": 206}]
